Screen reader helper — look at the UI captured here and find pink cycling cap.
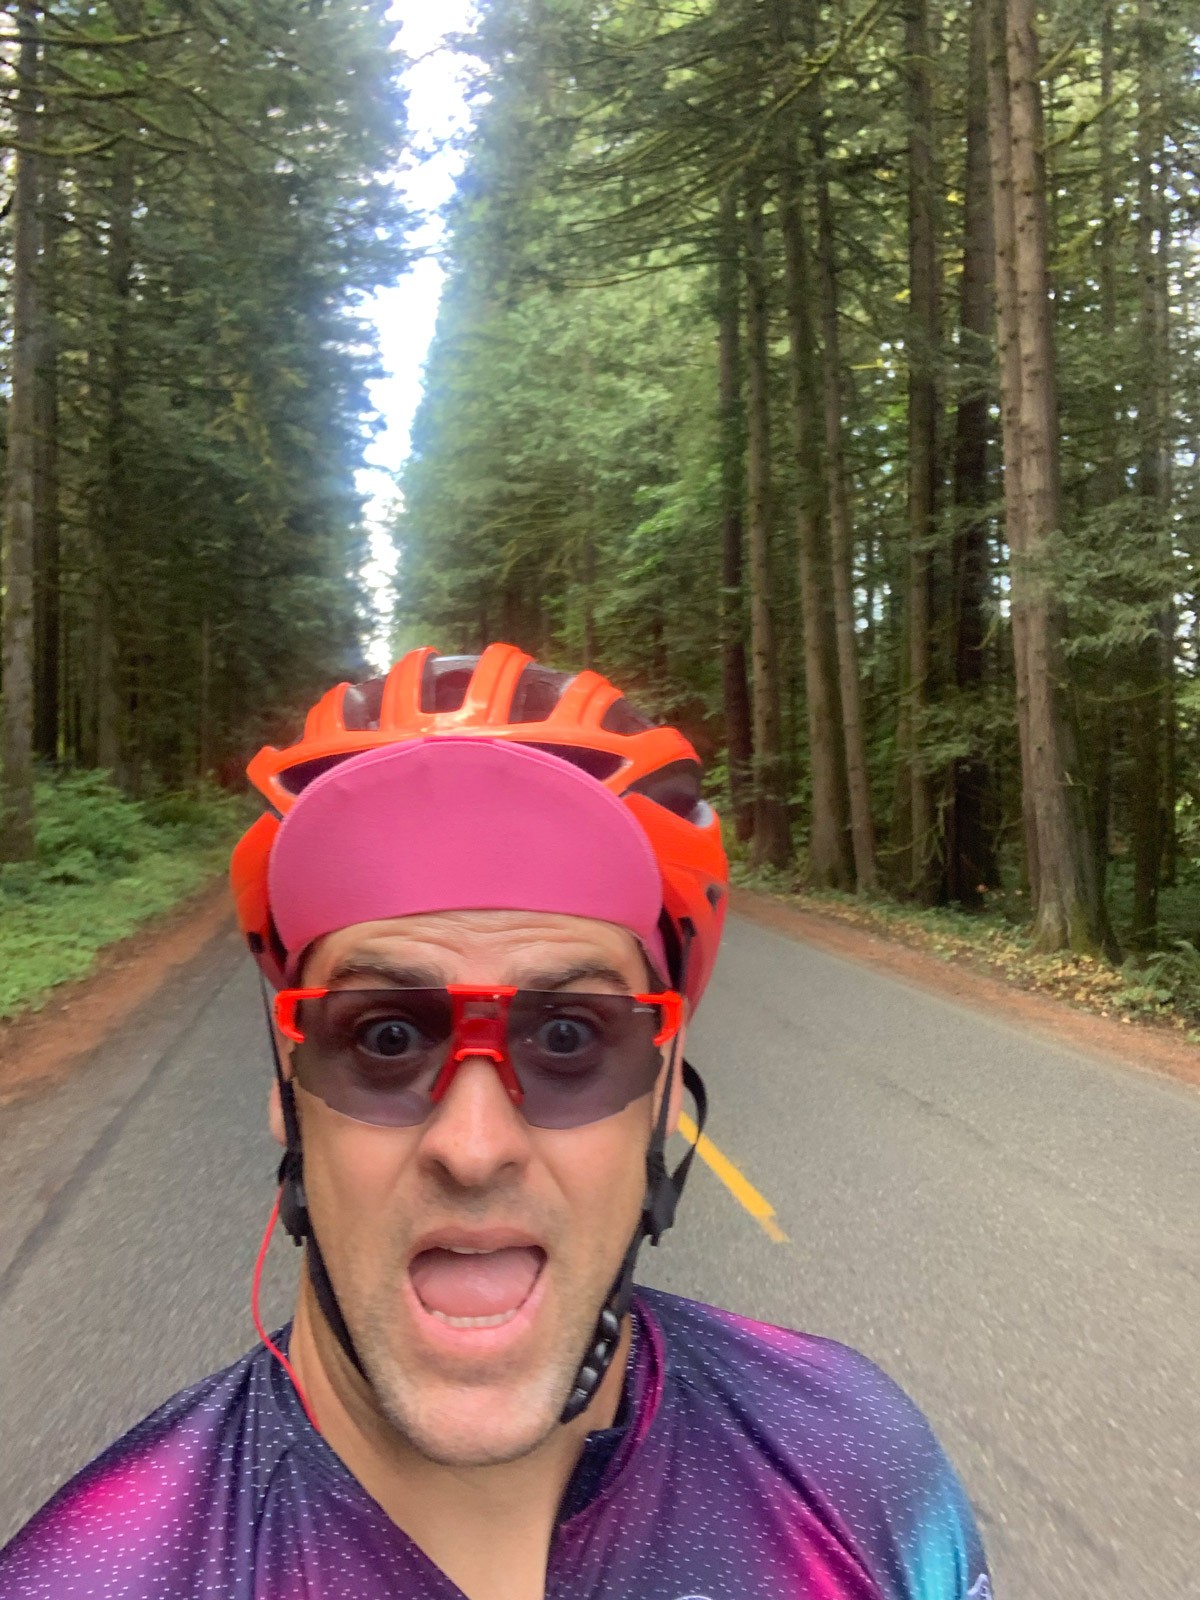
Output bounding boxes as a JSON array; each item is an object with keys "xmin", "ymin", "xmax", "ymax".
[{"xmin": 269, "ymin": 738, "xmax": 669, "ymax": 984}]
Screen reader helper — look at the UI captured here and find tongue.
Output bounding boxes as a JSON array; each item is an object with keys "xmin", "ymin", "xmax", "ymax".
[{"xmin": 410, "ymin": 1246, "xmax": 543, "ymax": 1319}]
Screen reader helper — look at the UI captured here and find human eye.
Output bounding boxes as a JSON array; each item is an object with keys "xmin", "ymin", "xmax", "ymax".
[
  {"xmin": 355, "ymin": 1015, "xmax": 430, "ymax": 1060},
  {"xmin": 534, "ymin": 1013, "xmax": 600, "ymax": 1058},
  {"xmin": 519, "ymin": 998, "xmax": 617, "ymax": 1079}
]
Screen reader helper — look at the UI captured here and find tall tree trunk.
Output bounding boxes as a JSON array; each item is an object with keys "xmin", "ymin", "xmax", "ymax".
[
  {"xmin": 1128, "ymin": 0, "xmax": 1162, "ymax": 944},
  {"xmin": 1, "ymin": 2, "xmax": 41, "ymax": 861},
  {"xmin": 772, "ymin": 0, "xmax": 851, "ymax": 887},
  {"xmin": 1154, "ymin": 44, "xmax": 1175, "ymax": 892},
  {"xmin": 1161, "ymin": 606, "xmax": 1177, "ymax": 887},
  {"xmin": 1128, "ymin": 0, "xmax": 1169, "ymax": 945},
  {"xmin": 198, "ymin": 613, "xmax": 212, "ymax": 781},
  {"xmin": 812, "ymin": 120, "xmax": 877, "ymax": 891},
  {"xmin": 947, "ymin": 0, "xmax": 999, "ymax": 907},
  {"xmin": 34, "ymin": 154, "xmax": 62, "ymax": 763},
  {"xmin": 987, "ymin": 0, "xmax": 1038, "ymax": 893},
  {"xmin": 994, "ymin": 0, "xmax": 1107, "ymax": 954},
  {"xmin": 903, "ymin": 0, "xmax": 941, "ymax": 902},
  {"xmin": 96, "ymin": 139, "xmax": 136, "ymax": 777},
  {"xmin": 716, "ymin": 184, "xmax": 755, "ymax": 843},
  {"xmin": 578, "ymin": 346, "xmax": 599, "ymax": 672},
  {"xmin": 743, "ymin": 169, "xmax": 791, "ymax": 869},
  {"xmin": 777, "ymin": 156, "xmax": 853, "ymax": 887},
  {"xmin": 1088, "ymin": 1, "xmax": 1120, "ymax": 909},
  {"xmin": 581, "ymin": 527, "xmax": 598, "ymax": 669}
]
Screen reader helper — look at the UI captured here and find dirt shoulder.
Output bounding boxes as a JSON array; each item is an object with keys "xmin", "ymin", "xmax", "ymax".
[
  {"xmin": 0, "ymin": 877, "xmax": 233, "ymax": 1107},
  {"xmin": 730, "ymin": 886, "xmax": 1200, "ymax": 1092}
]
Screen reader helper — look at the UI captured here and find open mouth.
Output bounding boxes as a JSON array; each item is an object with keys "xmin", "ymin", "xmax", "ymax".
[{"xmin": 408, "ymin": 1244, "xmax": 547, "ymax": 1330}]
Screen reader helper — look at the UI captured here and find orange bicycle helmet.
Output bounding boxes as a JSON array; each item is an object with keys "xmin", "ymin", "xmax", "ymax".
[{"xmin": 231, "ymin": 644, "xmax": 728, "ymax": 1005}]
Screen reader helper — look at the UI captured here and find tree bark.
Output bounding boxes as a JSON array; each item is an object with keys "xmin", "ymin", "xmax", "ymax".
[
  {"xmin": 995, "ymin": 0, "xmax": 1106, "ymax": 953},
  {"xmin": 743, "ymin": 168, "xmax": 792, "ymax": 869},
  {"xmin": 903, "ymin": 0, "xmax": 941, "ymax": 902},
  {"xmin": 770, "ymin": 0, "xmax": 851, "ymax": 887},
  {"xmin": 34, "ymin": 153, "xmax": 62, "ymax": 763},
  {"xmin": 777, "ymin": 156, "xmax": 853, "ymax": 887},
  {"xmin": 947, "ymin": 0, "xmax": 999, "ymax": 906},
  {"xmin": 1128, "ymin": 0, "xmax": 1168, "ymax": 946},
  {"xmin": 716, "ymin": 184, "xmax": 755, "ymax": 843},
  {"xmin": 96, "ymin": 139, "xmax": 136, "ymax": 777},
  {"xmin": 1, "ymin": 1, "xmax": 41, "ymax": 861},
  {"xmin": 1086, "ymin": 1, "xmax": 1120, "ymax": 909},
  {"xmin": 1161, "ymin": 606, "xmax": 1177, "ymax": 887},
  {"xmin": 812, "ymin": 121, "xmax": 877, "ymax": 891},
  {"xmin": 196, "ymin": 612, "xmax": 211, "ymax": 781},
  {"xmin": 987, "ymin": 0, "xmax": 1038, "ymax": 892},
  {"xmin": 581, "ymin": 527, "xmax": 598, "ymax": 670},
  {"xmin": 1154, "ymin": 48, "xmax": 1175, "ymax": 892}
]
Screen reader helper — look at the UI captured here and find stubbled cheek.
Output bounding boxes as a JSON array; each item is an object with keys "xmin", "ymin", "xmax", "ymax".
[
  {"xmin": 302, "ymin": 1127, "xmax": 415, "ymax": 1268},
  {"xmin": 557, "ymin": 1152, "xmax": 645, "ymax": 1245}
]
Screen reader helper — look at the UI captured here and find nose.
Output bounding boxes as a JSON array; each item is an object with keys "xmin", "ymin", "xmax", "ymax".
[{"xmin": 417, "ymin": 1052, "xmax": 532, "ymax": 1190}]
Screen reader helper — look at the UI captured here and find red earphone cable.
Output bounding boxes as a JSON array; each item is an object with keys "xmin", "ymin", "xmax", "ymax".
[{"xmin": 252, "ymin": 1189, "xmax": 321, "ymax": 1434}]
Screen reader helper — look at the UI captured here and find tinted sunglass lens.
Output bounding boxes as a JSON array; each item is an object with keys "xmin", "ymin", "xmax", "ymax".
[
  {"xmin": 512, "ymin": 993, "xmax": 664, "ymax": 1128},
  {"xmin": 294, "ymin": 990, "xmax": 453, "ymax": 1126}
]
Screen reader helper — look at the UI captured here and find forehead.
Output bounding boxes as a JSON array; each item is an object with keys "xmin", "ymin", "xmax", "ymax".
[{"xmin": 301, "ymin": 908, "xmax": 647, "ymax": 987}]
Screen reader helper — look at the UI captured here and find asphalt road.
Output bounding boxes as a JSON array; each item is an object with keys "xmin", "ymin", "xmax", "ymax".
[{"xmin": 0, "ymin": 912, "xmax": 1197, "ymax": 1597}]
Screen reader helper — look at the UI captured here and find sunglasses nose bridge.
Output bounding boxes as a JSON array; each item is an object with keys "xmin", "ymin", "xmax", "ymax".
[
  {"xmin": 430, "ymin": 991, "xmax": 524, "ymax": 1107},
  {"xmin": 451, "ymin": 999, "xmax": 507, "ymax": 1063}
]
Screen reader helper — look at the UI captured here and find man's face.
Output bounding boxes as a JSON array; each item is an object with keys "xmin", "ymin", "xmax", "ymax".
[{"xmin": 277, "ymin": 908, "xmax": 674, "ymax": 1468}]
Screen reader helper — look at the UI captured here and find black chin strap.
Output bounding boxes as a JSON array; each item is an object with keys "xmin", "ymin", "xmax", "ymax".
[
  {"xmin": 559, "ymin": 917, "xmax": 704, "ymax": 1423},
  {"xmin": 259, "ymin": 979, "xmax": 371, "ymax": 1382},
  {"xmin": 558, "ymin": 1052, "xmax": 706, "ymax": 1422},
  {"xmin": 258, "ymin": 943, "xmax": 708, "ymax": 1423}
]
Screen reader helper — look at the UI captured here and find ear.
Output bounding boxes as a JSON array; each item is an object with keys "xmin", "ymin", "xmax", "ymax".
[
  {"xmin": 268, "ymin": 1076, "xmax": 287, "ymax": 1148},
  {"xmin": 660, "ymin": 1019, "xmax": 688, "ymax": 1137}
]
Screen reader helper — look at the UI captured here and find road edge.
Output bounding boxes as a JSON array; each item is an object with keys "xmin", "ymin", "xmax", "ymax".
[
  {"xmin": 0, "ymin": 877, "xmax": 234, "ymax": 1106},
  {"xmin": 729, "ymin": 885, "xmax": 1200, "ymax": 1092}
]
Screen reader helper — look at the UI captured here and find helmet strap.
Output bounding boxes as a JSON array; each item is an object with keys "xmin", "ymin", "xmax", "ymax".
[
  {"xmin": 258, "ymin": 979, "xmax": 371, "ymax": 1385},
  {"xmin": 559, "ymin": 917, "xmax": 704, "ymax": 1424},
  {"xmin": 559, "ymin": 1053, "xmax": 706, "ymax": 1423}
]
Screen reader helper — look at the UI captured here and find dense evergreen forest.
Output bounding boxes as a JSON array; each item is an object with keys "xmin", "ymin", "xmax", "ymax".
[
  {"xmin": 401, "ymin": 0, "xmax": 1200, "ymax": 962},
  {"xmin": 0, "ymin": 0, "xmax": 408, "ymax": 861}
]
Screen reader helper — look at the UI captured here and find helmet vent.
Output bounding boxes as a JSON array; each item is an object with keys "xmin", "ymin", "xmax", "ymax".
[
  {"xmin": 342, "ymin": 678, "xmax": 385, "ymax": 731},
  {"xmin": 511, "ymin": 663, "xmax": 575, "ymax": 724},
  {"xmin": 420, "ymin": 654, "xmax": 479, "ymax": 713},
  {"xmin": 278, "ymin": 752, "xmax": 356, "ymax": 795},
  {"xmin": 601, "ymin": 697, "xmax": 654, "ymax": 736},
  {"xmin": 626, "ymin": 759, "xmax": 704, "ymax": 820},
  {"xmin": 521, "ymin": 743, "xmax": 624, "ymax": 782}
]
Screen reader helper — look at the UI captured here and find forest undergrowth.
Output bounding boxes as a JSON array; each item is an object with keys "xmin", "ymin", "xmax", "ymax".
[
  {"xmin": 731, "ymin": 854, "xmax": 1200, "ymax": 1040},
  {"xmin": 0, "ymin": 772, "xmax": 249, "ymax": 1020}
]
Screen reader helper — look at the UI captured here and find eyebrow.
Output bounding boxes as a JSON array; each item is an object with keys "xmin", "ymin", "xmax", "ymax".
[
  {"xmin": 323, "ymin": 955, "xmax": 447, "ymax": 990},
  {"xmin": 515, "ymin": 962, "xmax": 637, "ymax": 993},
  {"xmin": 321, "ymin": 957, "xmax": 639, "ymax": 993}
]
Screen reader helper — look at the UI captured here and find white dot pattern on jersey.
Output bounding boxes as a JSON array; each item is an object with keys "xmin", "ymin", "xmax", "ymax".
[{"xmin": 0, "ymin": 1291, "xmax": 988, "ymax": 1599}]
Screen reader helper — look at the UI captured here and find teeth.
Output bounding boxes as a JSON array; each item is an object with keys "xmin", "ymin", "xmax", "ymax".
[
  {"xmin": 427, "ymin": 1308, "xmax": 519, "ymax": 1329},
  {"xmin": 445, "ymin": 1246, "xmax": 490, "ymax": 1255}
]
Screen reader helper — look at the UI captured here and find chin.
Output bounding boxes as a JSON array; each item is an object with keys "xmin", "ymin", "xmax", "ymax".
[
  {"xmin": 355, "ymin": 1277, "xmax": 599, "ymax": 1465},
  {"xmin": 371, "ymin": 1363, "xmax": 573, "ymax": 1467}
]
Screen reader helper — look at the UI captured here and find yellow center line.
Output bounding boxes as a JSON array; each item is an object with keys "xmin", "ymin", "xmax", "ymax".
[{"xmin": 676, "ymin": 1112, "xmax": 789, "ymax": 1244}]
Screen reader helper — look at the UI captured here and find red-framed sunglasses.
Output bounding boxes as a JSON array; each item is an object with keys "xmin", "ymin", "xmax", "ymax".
[{"xmin": 274, "ymin": 984, "xmax": 684, "ymax": 1130}]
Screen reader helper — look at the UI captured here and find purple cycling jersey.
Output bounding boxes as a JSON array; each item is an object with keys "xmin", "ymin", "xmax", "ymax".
[{"xmin": 0, "ymin": 1288, "xmax": 990, "ymax": 1599}]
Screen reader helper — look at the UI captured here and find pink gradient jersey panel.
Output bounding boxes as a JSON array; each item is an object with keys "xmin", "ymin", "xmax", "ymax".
[{"xmin": 0, "ymin": 1289, "xmax": 990, "ymax": 1600}]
